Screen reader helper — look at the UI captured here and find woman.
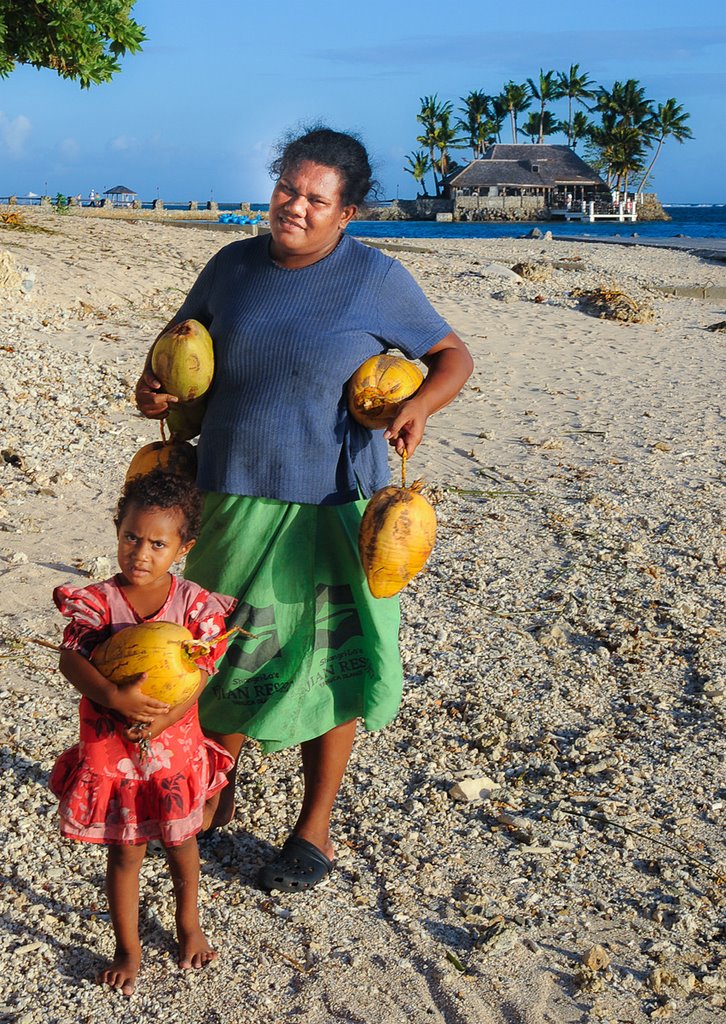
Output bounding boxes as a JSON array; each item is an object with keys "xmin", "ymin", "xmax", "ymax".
[{"xmin": 136, "ymin": 127, "xmax": 473, "ymax": 893}]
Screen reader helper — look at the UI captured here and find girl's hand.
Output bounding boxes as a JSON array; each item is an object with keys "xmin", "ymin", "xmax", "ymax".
[
  {"xmin": 111, "ymin": 674, "xmax": 170, "ymax": 722},
  {"xmin": 134, "ymin": 367, "xmax": 178, "ymax": 420},
  {"xmin": 124, "ymin": 716, "xmax": 170, "ymax": 744},
  {"xmin": 383, "ymin": 396, "xmax": 429, "ymax": 459},
  {"xmin": 123, "ymin": 671, "xmax": 208, "ymax": 745}
]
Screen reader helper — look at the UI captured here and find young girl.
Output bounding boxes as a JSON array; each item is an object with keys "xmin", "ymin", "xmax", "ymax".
[{"xmin": 50, "ymin": 469, "xmax": 236, "ymax": 997}]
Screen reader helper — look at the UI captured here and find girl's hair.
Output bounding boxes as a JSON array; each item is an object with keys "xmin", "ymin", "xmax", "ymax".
[
  {"xmin": 269, "ymin": 125, "xmax": 377, "ymax": 207},
  {"xmin": 114, "ymin": 470, "xmax": 202, "ymax": 542}
]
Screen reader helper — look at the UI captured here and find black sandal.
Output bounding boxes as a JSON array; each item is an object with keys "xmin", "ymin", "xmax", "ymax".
[{"xmin": 258, "ymin": 836, "xmax": 334, "ymax": 893}]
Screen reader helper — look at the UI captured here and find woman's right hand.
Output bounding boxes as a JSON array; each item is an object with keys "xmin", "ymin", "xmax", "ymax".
[
  {"xmin": 111, "ymin": 674, "xmax": 170, "ymax": 723},
  {"xmin": 134, "ymin": 366, "xmax": 178, "ymax": 420}
]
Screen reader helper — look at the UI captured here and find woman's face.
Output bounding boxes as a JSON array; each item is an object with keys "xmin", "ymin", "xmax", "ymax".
[{"xmin": 268, "ymin": 160, "xmax": 356, "ymax": 268}]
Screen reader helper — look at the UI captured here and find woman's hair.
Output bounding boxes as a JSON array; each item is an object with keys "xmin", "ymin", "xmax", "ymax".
[
  {"xmin": 269, "ymin": 125, "xmax": 377, "ymax": 207},
  {"xmin": 114, "ymin": 470, "xmax": 203, "ymax": 542}
]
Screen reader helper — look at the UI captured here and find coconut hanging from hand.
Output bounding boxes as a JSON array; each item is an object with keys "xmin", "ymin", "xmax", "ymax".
[
  {"xmin": 348, "ymin": 354, "xmax": 424, "ymax": 430},
  {"xmin": 359, "ymin": 453, "xmax": 436, "ymax": 598},
  {"xmin": 125, "ymin": 438, "xmax": 198, "ymax": 483}
]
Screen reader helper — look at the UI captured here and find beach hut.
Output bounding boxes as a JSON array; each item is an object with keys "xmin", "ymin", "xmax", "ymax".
[
  {"xmin": 448, "ymin": 145, "xmax": 609, "ymax": 209},
  {"xmin": 103, "ymin": 185, "xmax": 137, "ymax": 207}
]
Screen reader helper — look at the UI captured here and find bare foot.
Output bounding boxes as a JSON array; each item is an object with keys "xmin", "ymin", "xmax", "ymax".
[
  {"xmin": 201, "ymin": 790, "xmax": 235, "ymax": 832},
  {"xmin": 178, "ymin": 925, "xmax": 218, "ymax": 969},
  {"xmin": 97, "ymin": 944, "xmax": 141, "ymax": 996}
]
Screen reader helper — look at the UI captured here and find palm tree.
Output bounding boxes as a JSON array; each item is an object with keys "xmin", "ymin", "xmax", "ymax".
[
  {"xmin": 457, "ymin": 90, "xmax": 495, "ymax": 159},
  {"xmin": 526, "ymin": 69, "xmax": 561, "ymax": 144},
  {"xmin": 519, "ymin": 110, "xmax": 561, "ymax": 144},
  {"xmin": 595, "ymin": 79, "xmax": 653, "ymax": 131},
  {"xmin": 500, "ymin": 81, "xmax": 531, "ymax": 143},
  {"xmin": 557, "ymin": 63, "xmax": 595, "ymax": 146},
  {"xmin": 432, "ymin": 111, "xmax": 465, "ymax": 184},
  {"xmin": 569, "ymin": 110, "xmax": 593, "ymax": 152},
  {"xmin": 489, "ymin": 93, "xmax": 508, "ymax": 143},
  {"xmin": 638, "ymin": 98, "xmax": 693, "ymax": 193},
  {"xmin": 416, "ymin": 94, "xmax": 452, "ymax": 196},
  {"xmin": 589, "ymin": 119, "xmax": 647, "ymax": 193},
  {"xmin": 403, "ymin": 150, "xmax": 431, "ymax": 196}
]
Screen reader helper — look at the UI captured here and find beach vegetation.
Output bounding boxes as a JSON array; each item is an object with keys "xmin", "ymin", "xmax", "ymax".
[
  {"xmin": 53, "ymin": 193, "xmax": 69, "ymax": 214},
  {"xmin": 638, "ymin": 99, "xmax": 693, "ymax": 194},
  {"xmin": 0, "ymin": 208, "xmax": 26, "ymax": 228},
  {"xmin": 526, "ymin": 69, "xmax": 563, "ymax": 144},
  {"xmin": 587, "ymin": 121, "xmax": 648, "ymax": 194},
  {"xmin": 569, "ymin": 111, "xmax": 594, "ymax": 152},
  {"xmin": 518, "ymin": 111, "xmax": 561, "ymax": 144},
  {"xmin": 0, "ymin": 0, "xmax": 146, "ymax": 87},
  {"xmin": 403, "ymin": 151, "xmax": 432, "ymax": 196},
  {"xmin": 594, "ymin": 79, "xmax": 654, "ymax": 132},
  {"xmin": 557, "ymin": 64, "xmax": 596, "ymax": 146},
  {"xmin": 416, "ymin": 95, "xmax": 466, "ymax": 196},
  {"xmin": 489, "ymin": 94, "xmax": 508, "ymax": 143},
  {"xmin": 456, "ymin": 91, "xmax": 499, "ymax": 159},
  {"xmin": 499, "ymin": 81, "xmax": 532, "ymax": 143},
  {"xmin": 0, "ymin": 208, "xmax": 53, "ymax": 233}
]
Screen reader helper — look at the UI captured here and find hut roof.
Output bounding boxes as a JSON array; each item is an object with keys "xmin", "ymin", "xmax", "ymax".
[
  {"xmin": 104, "ymin": 185, "xmax": 136, "ymax": 195},
  {"xmin": 449, "ymin": 145, "xmax": 606, "ymax": 189}
]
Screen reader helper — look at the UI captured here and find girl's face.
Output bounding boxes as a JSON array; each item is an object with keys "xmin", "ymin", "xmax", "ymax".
[{"xmin": 116, "ymin": 504, "xmax": 195, "ymax": 587}]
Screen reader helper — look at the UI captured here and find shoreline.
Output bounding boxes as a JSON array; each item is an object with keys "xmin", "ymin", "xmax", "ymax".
[{"xmin": 551, "ymin": 233, "xmax": 726, "ymax": 262}]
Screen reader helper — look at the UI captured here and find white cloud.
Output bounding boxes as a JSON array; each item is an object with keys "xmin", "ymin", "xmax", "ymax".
[
  {"xmin": 111, "ymin": 134, "xmax": 138, "ymax": 152},
  {"xmin": 0, "ymin": 112, "xmax": 31, "ymax": 157},
  {"xmin": 59, "ymin": 137, "xmax": 80, "ymax": 161}
]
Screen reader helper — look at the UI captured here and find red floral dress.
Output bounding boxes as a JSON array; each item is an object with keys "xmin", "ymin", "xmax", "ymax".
[{"xmin": 50, "ymin": 574, "xmax": 237, "ymax": 847}]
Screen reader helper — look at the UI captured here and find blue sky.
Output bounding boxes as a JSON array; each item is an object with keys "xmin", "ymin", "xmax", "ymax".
[{"xmin": 1, "ymin": 0, "xmax": 724, "ymax": 204}]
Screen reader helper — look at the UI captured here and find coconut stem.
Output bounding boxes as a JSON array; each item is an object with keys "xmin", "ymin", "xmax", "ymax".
[
  {"xmin": 401, "ymin": 448, "xmax": 408, "ymax": 488},
  {"xmin": 183, "ymin": 625, "xmax": 251, "ymax": 661}
]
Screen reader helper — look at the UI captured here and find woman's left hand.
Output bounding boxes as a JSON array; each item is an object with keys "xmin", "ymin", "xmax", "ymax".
[
  {"xmin": 384, "ymin": 396, "xmax": 429, "ymax": 458},
  {"xmin": 383, "ymin": 331, "xmax": 474, "ymax": 461}
]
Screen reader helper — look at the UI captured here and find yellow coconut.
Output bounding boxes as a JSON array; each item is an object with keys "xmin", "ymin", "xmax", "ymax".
[
  {"xmin": 166, "ymin": 395, "xmax": 207, "ymax": 441},
  {"xmin": 151, "ymin": 319, "xmax": 214, "ymax": 402},
  {"xmin": 348, "ymin": 354, "xmax": 424, "ymax": 430},
  {"xmin": 92, "ymin": 621, "xmax": 205, "ymax": 707},
  {"xmin": 359, "ymin": 479, "xmax": 436, "ymax": 598},
  {"xmin": 125, "ymin": 440, "xmax": 197, "ymax": 483}
]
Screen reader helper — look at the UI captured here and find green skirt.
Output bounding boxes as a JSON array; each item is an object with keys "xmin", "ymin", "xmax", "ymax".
[{"xmin": 185, "ymin": 493, "xmax": 402, "ymax": 753}]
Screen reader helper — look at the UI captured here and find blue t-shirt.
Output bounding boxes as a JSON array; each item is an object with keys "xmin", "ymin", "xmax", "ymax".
[{"xmin": 174, "ymin": 232, "xmax": 451, "ymax": 505}]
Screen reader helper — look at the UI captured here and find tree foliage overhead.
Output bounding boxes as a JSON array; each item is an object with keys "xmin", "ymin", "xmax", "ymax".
[{"xmin": 0, "ymin": 1, "xmax": 146, "ymax": 87}]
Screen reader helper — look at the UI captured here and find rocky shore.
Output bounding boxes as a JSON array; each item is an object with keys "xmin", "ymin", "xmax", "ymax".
[
  {"xmin": 360, "ymin": 192, "xmax": 670, "ymax": 222},
  {"xmin": 0, "ymin": 208, "xmax": 724, "ymax": 1024}
]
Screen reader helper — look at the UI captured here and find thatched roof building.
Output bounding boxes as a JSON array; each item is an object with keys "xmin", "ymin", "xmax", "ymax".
[
  {"xmin": 448, "ymin": 145, "xmax": 608, "ymax": 202},
  {"xmin": 103, "ymin": 184, "xmax": 137, "ymax": 207}
]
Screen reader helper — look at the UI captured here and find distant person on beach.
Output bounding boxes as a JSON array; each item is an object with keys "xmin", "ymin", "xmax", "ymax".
[
  {"xmin": 49, "ymin": 471, "xmax": 236, "ymax": 995},
  {"xmin": 135, "ymin": 126, "xmax": 473, "ymax": 894}
]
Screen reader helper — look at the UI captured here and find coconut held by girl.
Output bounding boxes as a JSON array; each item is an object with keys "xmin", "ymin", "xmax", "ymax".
[{"xmin": 135, "ymin": 125, "xmax": 474, "ymax": 893}]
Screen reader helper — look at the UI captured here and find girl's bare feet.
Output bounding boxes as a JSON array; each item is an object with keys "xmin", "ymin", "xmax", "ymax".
[
  {"xmin": 97, "ymin": 943, "xmax": 142, "ymax": 996},
  {"xmin": 178, "ymin": 924, "xmax": 218, "ymax": 969}
]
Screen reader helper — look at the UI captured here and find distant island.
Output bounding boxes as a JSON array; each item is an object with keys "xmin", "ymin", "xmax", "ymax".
[{"xmin": 370, "ymin": 70, "xmax": 691, "ymax": 222}]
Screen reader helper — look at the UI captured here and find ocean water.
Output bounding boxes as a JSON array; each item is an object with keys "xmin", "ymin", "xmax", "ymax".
[{"xmin": 346, "ymin": 204, "xmax": 726, "ymax": 241}]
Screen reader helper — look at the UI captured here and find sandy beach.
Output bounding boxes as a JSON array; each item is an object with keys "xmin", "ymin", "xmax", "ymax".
[{"xmin": 0, "ymin": 208, "xmax": 724, "ymax": 1024}]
